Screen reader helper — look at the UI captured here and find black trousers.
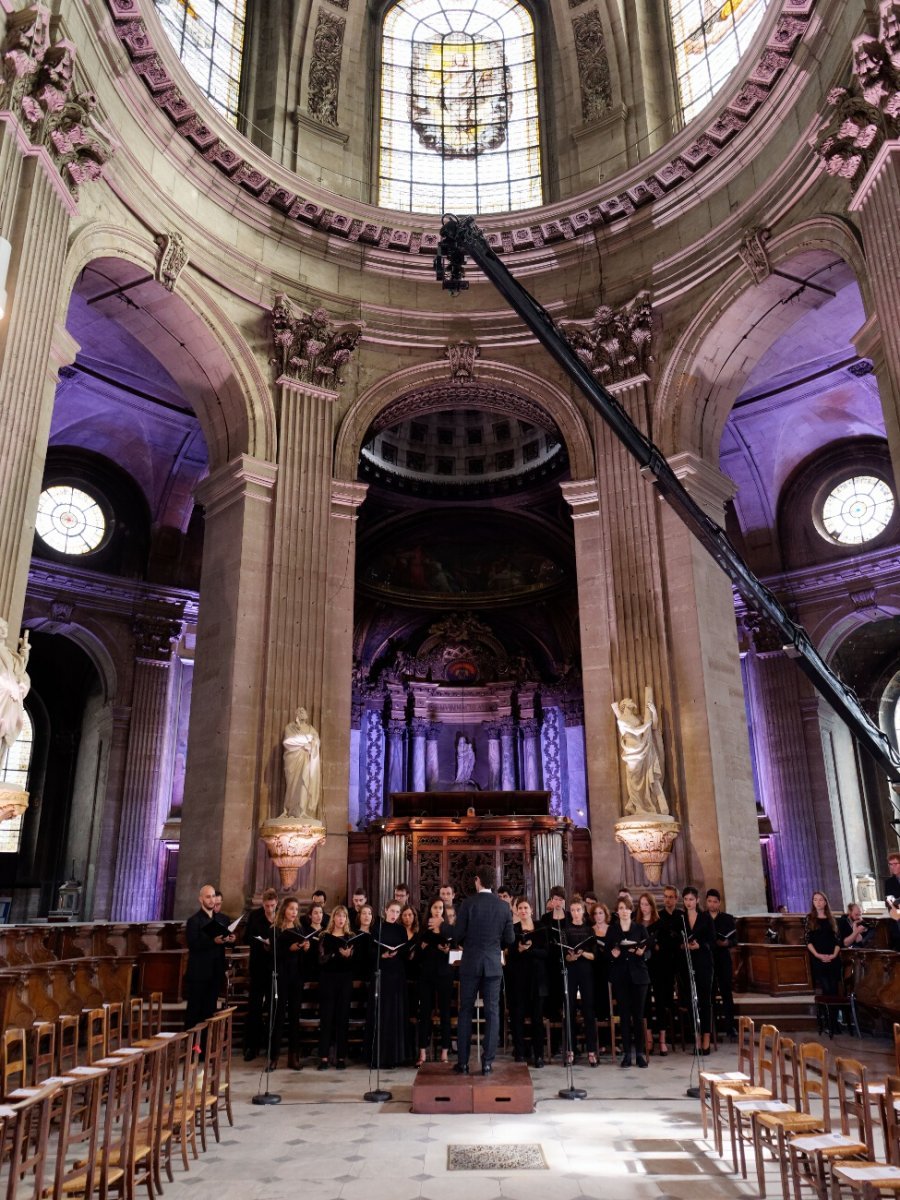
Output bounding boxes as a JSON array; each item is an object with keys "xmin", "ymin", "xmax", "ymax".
[
  {"xmin": 712, "ymin": 948, "xmax": 735, "ymax": 1031},
  {"xmin": 319, "ymin": 973, "xmax": 353, "ymax": 1060},
  {"xmin": 679, "ymin": 955, "xmax": 713, "ymax": 1036},
  {"xmin": 184, "ymin": 978, "xmax": 219, "ymax": 1031},
  {"xmin": 457, "ymin": 971, "xmax": 502, "ymax": 1066},
  {"xmin": 648, "ymin": 958, "xmax": 676, "ymax": 1036},
  {"xmin": 614, "ymin": 979, "xmax": 648, "ymax": 1057},
  {"xmin": 565, "ymin": 961, "xmax": 598, "ymax": 1055},
  {"xmin": 417, "ymin": 973, "xmax": 453, "ymax": 1051},
  {"xmin": 272, "ymin": 976, "xmax": 302, "ymax": 1057},
  {"xmin": 507, "ymin": 980, "xmax": 545, "ymax": 1061}
]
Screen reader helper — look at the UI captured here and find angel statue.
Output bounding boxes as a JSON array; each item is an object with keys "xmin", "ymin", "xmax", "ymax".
[
  {"xmin": 455, "ymin": 735, "xmax": 476, "ymax": 784},
  {"xmin": 611, "ymin": 685, "xmax": 669, "ymax": 817}
]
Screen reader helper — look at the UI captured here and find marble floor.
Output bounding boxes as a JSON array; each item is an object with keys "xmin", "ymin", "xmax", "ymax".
[{"xmin": 156, "ymin": 1035, "xmax": 895, "ymax": 1200}]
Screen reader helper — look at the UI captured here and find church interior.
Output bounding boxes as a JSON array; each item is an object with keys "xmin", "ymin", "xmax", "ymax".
[{"xmin": 1, "ymin": 0, "xmax": 900, "ymax": 1194}]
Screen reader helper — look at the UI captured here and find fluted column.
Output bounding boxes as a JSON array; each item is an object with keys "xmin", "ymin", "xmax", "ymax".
[
  {"xmin": 175, "ymin": 456, "xmax": 277, "ymax": 916},
  {"xmin": 500, "ymin": 718, "xmax": 516, "ymax": 791},
  {"xmin": 386, "ymin": 720, "xmax": 407, "ymax": 798},
  {"xmin": 521, "ymin": 719, "xmax": 542, "ymax": 791},
  {"xmin": 111, "ymin": 616, "xmax": 183, "ymax": 920},
  {"xmin": 89, "ymin": 705, "xmax": 132, "ymax": 918},
  {"xmin": 410, "ymin": 720, "xmax": 427, "ymax": 792},
  {"xmin": 484, "ymin": 723, "xmax": 501, "ymax": 790},
  {"xmin": 425, "ymin": 723, "xmax": 440, "ymax": 789}
]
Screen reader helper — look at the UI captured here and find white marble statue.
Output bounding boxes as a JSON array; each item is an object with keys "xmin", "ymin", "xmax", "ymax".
[
  {"xmin": 281, "ymin": 706, "xmax": 322, "ymax": 823},
  {"xmin": 611, "ymin": 685, "xmax": 669, "ymax": 817},
  {"xmin": 455, "ymin": 735, "xmax": 476, "ymax": 783},
  {"xmin": 0, "ymin": 619, "xmax": 30, "ymax": 772}
]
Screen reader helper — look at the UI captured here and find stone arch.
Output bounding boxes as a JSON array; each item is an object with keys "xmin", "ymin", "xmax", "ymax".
[
  {"xmin": 334, "ymin": 359, "xmax": 595, "ymax": 482},
  {"xmin": 655, "ymin": 215, "xmax": 870, "ymax": 462},
  {"xmin": 23, "ymin": 614, "xmax": 119, "ymax": 705},
  {"xmin": 59, "ymin": 224, "xmax": 276, "ymax": 471}
]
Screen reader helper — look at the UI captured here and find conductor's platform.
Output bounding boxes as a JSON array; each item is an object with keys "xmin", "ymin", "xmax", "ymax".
[{"xmin": 411, "ymin": 1061, "xmax": 534, "ymax": 1114}]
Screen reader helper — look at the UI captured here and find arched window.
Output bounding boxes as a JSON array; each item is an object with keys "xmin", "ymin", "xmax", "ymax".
[
  {"xmin": 379, "ymin": 0, "xmax": 542, "ymax": 215},
  {"xmin": 669, "ymin": 0, "xmax": 773, "ymax": 123},
  {"xmin": 153, "ymin": 0, "xmax": 246, "ymax": 126},
  {"xmin": 0, "ymin": 708, "xmax": 33, "ymax": 855}
]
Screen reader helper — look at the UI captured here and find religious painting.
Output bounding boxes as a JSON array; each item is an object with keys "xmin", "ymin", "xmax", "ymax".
[{"xmin": 410, "ymin": 35, "xmax": 510, "ymax": 158}]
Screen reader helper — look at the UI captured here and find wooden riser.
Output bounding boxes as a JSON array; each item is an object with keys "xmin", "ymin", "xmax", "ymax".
[{"xmin": 411, "ymin": 1060, "xmax": 534, "ymax": 1114}]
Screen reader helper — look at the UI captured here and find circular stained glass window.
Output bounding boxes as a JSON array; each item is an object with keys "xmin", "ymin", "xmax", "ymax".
[
  {"xmin": 820, "ymin": 475, "xmax": 895, "ymax": 545},
  {"xmin": 35, "ymin": 485, "xmax": 107, "ymax": 555}
]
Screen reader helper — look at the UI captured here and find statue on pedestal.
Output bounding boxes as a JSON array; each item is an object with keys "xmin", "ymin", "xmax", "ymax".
[
  {"xmin": 0, "ymin": 619, "xmax": 32, "ymax": 823},
  {"xmin": 612, "ymin": 685, "xmax": 669, "ymax": 817},
  {"xmin": 281, "ymin": 706, "xmax": 322, "ymax": 823},
  {"xmin": 455, "ymin": 735, "xmax": 476, "ymax": 784}
]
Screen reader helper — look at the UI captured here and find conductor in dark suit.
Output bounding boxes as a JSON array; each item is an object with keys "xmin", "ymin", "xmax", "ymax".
[{"xmin": 453, "ymin": 874, "xmax": 515, "ymax": 1075}]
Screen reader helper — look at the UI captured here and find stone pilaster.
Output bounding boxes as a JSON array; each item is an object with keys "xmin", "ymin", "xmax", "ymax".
[
  {"xmin": 410, "ymin": 720, "xmax": 427, "ymax": 793},
  {"xmin": 500, "ymin": 717, "xmax": 516, "ymax": 790},
  {"xmin": 484, "ymin": 723, "xmax": 501, "ymax": 790},
  {"xmin": 175, "ymin": 456, "xmax": 277, "ymax": 917},
  {"xmin": 110, "ymin": 615, "xmax": 183, "ymax": 920},
  {"xmin": 88, "ymin": 704, "xmax": 131, "ymax": 918},
  {"xmin": 386, "ymin": 720, "xmax": 407, "ymax": 799},
  {"xmin": 520, "ymin": 718, "xmax": 542, "ymax": 790},
  {"xmin": 425, "ymin": 722, "xmax": 440, "ymax": 790}
]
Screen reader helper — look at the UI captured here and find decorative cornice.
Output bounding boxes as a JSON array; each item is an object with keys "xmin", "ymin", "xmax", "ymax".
[
  {"xmin": 668, "ymin": 451, "xmax": 737, "ymax": 519},
  {"xmin": 270, "ymin": 292, "xmax": 364, "ymax": 387},
  {"xmin": 104, "ymin": 0, "xmax": 817, "ymax": 257},
  {"xmin": 814, "ymin": 0, "xmax": 900, "ymax": 193},
  {"xmin": 1, "ymin": 4, "xmax": 114, "ymax": 195},
  {"xmin": 558, "ymin": 291, "xmax": 653, "ymax": 388},
  {"xmin": 133, "ymin": 613, "xmax": 183, "ymax": 662},
  {"xmin": 560, "ymin": 478, "xmax": 601, "ymax": 518},
  {"xmin": 27, "ymin": 559, "xmax": 199, "ymax": 624},
  {"xmin": 370, "ymin": 381, "xmax": 556, "ymax": 435}
]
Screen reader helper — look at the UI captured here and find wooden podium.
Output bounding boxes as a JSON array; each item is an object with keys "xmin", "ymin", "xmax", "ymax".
[{"xmin": 411, "ymin": 1060, "xmax": 534, "ymax": 1114}]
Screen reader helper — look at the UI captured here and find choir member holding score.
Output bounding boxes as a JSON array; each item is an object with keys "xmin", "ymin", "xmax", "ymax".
[
  {"xmin": 563, "ymin": 899, "xmax": 598, "ymax": 1065},
  {"xmin": 317, "ymin": 905, "xmax": 357, "ymax": 1070},
  {"xmin": 505, "ymin": 897, "xmax": 548, "ymax": 1068},
  {"xmin": 416, "ymin": 898, "xmax": 453, "ymax": 1064},
  {"xmin": 607, "ymin": 897, "xmax": 651, "ymax": 1068}
]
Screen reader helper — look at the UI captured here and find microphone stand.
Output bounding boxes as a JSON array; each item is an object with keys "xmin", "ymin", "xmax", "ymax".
[
  {"xmin": 364, "ymin": 916, "xmax": 392, "ymax": 1102},
  {"xmin": 681, "ymin": 914, "xmax": 702, "ymax": 1100},
  {"xmin": 252, "ymin": 919, "xmax": 281, "ymax": 1106},
  {"xmin": 555, "ymin": 918, "xmax": 586, "ymax": 1101}
]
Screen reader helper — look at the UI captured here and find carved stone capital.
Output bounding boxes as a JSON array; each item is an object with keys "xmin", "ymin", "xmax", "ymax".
[
  {"xmin": 270, "ymin": 292, "xmax": 364, "ymax": 388},
  {"xmin": 738, "ymin": 227, "xmax": 772, "ymax": 283},
  {"xmin": 814, "ymin": 1, "xmax": 900, "ymax": 193},
  {"xmin": 444, "ymin": 340, "xmax": 478, "ymax": 383},
  {"xmin": 520, "ymin": 719, "xmax": 541, "ymax": 739},
  {"xmin": 154, "ymin": 232, "xmax": 188, "ymax": 293},
  {"xmin": 0, "ymin": 5, "xmax": 114, "ymax": 195},
  {"xmin": 133, "ymin": 614, "xmax": 183, "ymax": 662},
  {"xmin": 559, "ymin": 291, "xmax": 653, "ymax": 388}
]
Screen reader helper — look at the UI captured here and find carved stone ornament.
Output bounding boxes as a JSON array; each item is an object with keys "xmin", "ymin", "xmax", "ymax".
[
  {"xmin": 559, "ymin": 290, "xmax": 653, "ymax": 387},
  {"xmin": 259, "ymin": 816, "xmax": 326, "ymax": 889},
  {"xmin": 271, "ymin": 292, "xmax": 364, "ymax": 388},
  {"xmin": 307, "ymin": 9, "xmax": 345, "ymax": 128},
  {"xmin": 738, "ymin": 226, "xmax": 772, "ymax": 283},
  {"xmin": 814, "ymin": 0, "xmax": 900, "ymax": 192},
  {"xmin": 614, "ymin": 816, "xmax": 681, "ymax": 885},
  {"xmin": 573, "ymin": 9, "xmax": 612, "ymax": 123},
  {"xmin": 0, "ymin": 4, "xmax": 113, "ymax": 195},
  {"xmin": 133, "ymin": 614, "xmax": 183, "ymax": 662},
  {"xmin": 154, "ymin": 232, "xmax": 188, "ymax": 293},
  {"xmin": 444, "ymin": 340, "xmax": 479, "ymax": 383}
]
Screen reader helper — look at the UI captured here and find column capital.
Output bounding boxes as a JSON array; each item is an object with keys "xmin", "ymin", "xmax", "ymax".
[
  {"xmin": 668, "ymin": 451, "xmax": 737, "ymax": 519},
  {"xmin": 558, "ymin": 290, "xmax": 653, "ymax": 388},
  {"xmin": 330, "ymin": 478, "xmax": 368, "ymax": 518},
  {"xmin": 271, "ymin": 292, "xmax": 364, "ymax": 389},
  {"xmin": 426, "ymin": 722, "xmax": 441, "ymax": 740},
  {"xmin": 133, "ymin": 613, "xmax": 184, "ymax": 663},
  {"xmin": 560, "ymin": 478, "xmax": 600, "ymax": 518},
  {"xmin": 195, "ymin": 454, "xmax": 277, "ymax": 518},
  {"xmin": 520, "ymin": 718, "xmax": 541, "ymax": 737}
]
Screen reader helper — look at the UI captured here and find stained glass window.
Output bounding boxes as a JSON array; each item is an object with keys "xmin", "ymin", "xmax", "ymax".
[
  {"xmin": 153, "ymin": 0, "xmax": 246, "ymax": 126},
  {"xmin": 0, "ymin": 709, "xmax": 32, "ymax": 855},
  {"xmin": 379, "ymin": 0, "xmax": 542, "ymax": 215},
  {"xmin": 35, "ymin": 485, "xmax": 107, "ymax": 556},
  {"xmin": 821, "ymin": 476, "xmax": 895, "ymax": 546},
  {"xmin": 670, "ymin": 0, "xmax": 772, "ymax": 123}
]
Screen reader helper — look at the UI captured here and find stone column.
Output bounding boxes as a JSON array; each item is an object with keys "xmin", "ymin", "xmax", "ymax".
[
  {"xmin": 110, "ymin": 615, "xmax": 184, "ymax": 921},
  {"xmin": 484, "ymin": 723, "xmax": 501, "ymax": 790},
  {"xmin": 89, "ymin": 705, "xmax": 132, "ymax": 918},
  {"xmin": 410, "ymin": 720, "xmax": 427, "ymax": 792},
  {"xmin": 175, "ymin": 456, "xmax": 277, "ymax": 917},
  {"xmin": 425, "ymin": 723, "xmax": 440, "ymax": 789},
  {"xmin": 500, "ymin": 718, "xmax": 516, "ymax": 790},
  {"xmin": 521, "ymin": 719, "xmax": 542, "ymax": 791},
  {"xmin": 386, "ymin": 720, "xmax": 407, "ymax": 798},
  {"xmin": 0, "ymin": 10, "xmax": 111, "ymax": 634}
]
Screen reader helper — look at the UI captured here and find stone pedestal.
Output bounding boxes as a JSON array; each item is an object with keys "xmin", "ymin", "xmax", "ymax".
[
  {"xmin": 0, "ymin": 783, "xmax": 28, "ymax": 824},
  {"xmin": 614, "ymin": 816, "xmax": 681, "ymax": 885},
  {"xmin": 259, "ymin": 817, "xmax": 327, "ymax": 889}
]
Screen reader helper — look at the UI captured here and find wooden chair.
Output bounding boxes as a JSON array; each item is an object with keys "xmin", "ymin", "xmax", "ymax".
[
  {"xmin": 197, "ymin": 1010, "xmax": 229, "ymax": 1151},
  {"xmin": 830, "ymin": 1074, "xmax": 900, "ymax": 1198},
  {"xmin": 787, "ymin": 1056, "xmax": 873, "ymax": 1200},
  {"xmin": 171, "ymin": 1026, "xmax": 203, "ymax": 1169},
  {"xmin": 127, "ymin": 997, "xmax": 143, "ymax": 1044},
  {"xmin": 104, "ymin": 1001, "xmax": 124, "ymax": 1053},
  {"xmin": 1, "ymin": 1027, "xmax": 28, "ymax": 1098},
  {"xmin": 45, "ymin": 1066, "xmax": 108, "ymax": 1198},
  {"xmin": 146, "ymin": 992, "xmax": 163, "ymax": 1038},
  {"xmin": 84, "ymin": 1008, "xmax": 108, "ymax": 1065},
  {"xmin": 148, "ymin": 1031, "xmax": 190, "ymax": 1190},
  {"xmin": 215, "ymin": 1005, "xmax": 235, "ymax": 1128},
  {"xmin": 731, "ymin": 1034, "xmax": 798, "ymax": 1179},
  {"xmin": 753, "ymin": 1039, "xmax": 830, "ymax": 1200},
  {"xmin": 719, "ymin": 1022, "xmax": 781, "ymax": 1166},
  {"xmin": 700, "ymin": 1014, "xmax": 755, "ymax": 1155},
  {"xmin": 92, "ymin": 1048, "xmax": 158, "ymax": 1200},
  {"xmin": 3, "ymin": 1082, "xmax": 60, "ymax": 1200},
  {"xmin": 57, "ymin": 1013, "xmax": 80, "ymax": 1073},
  {"xmin": 30, "ymin": 1023, "xmax": 56, "ymax": 1086}
]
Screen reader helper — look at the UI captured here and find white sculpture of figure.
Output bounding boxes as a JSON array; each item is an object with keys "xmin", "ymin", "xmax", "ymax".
[
  {"xmin": 455, "ymin": 735, "xmax": 476, "ymax": 783},
  {"xmin": 0, "ymin": 620, "xmax": 30, "ymax": 772},
  {"xmin": 281, "ymin": 707, "xmax": 322, "ymax": 823},
  {"xmin": 611, "ymin": 685, "xmax": 669, "ymax": 817}
]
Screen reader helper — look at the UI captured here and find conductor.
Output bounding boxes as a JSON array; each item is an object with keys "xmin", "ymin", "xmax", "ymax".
[{"xmin": 453, "ymin": 873, "xmax": 515, "ymax": 1075}]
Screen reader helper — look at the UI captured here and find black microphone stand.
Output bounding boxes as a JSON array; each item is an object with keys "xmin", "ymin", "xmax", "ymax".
[
  {"xmin": 680, "ymin": 914, "xmax": 702, "ymax": 1100},
  {"xmin": 252, "ymin": 919, "xmax": 281, "ymax": 1106},
  {"xmin": 364, "ymin": 915, "xmax": 392, "ymax": 1103},
  {"xmin": 555, "ymin": 917, "xmax": 586, "ymax": 1101}
]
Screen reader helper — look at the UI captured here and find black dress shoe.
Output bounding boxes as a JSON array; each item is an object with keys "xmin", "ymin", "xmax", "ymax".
[
  {"xmin": 636, "ymin": 1055, "xmax": 649, "ymax": 1068},
  {"xmin": 317, "ymin": 1060, "xmax": 329, "ymax": 1071},
  {"xmin": 620, "ymin": 1054, "xmax": 633, "ymax": 1068},
  {"xmin": 513, "ymin": 1054, "xmax": 525, "ymax": 1063},
  {"xmin": 533, "ymin": 1058, "xmax": 544, "ymax": 1069},
  {"xmin": 453, "ymin": 1062, "xmax": 469, "ymax": 1075},
  {"xmin": 335, "ymin": 1060, "xmax": 346, "ymax": 1071},
  {"xmin": 244, "ymin": 1048, "xmax": 256, "ymax": 1062},
  {"xmin": 482, "ymin": 1063, "xmax": 493, "ymax": 1075}
]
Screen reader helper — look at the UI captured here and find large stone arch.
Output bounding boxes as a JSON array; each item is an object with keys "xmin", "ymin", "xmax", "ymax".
[
  {"xmin": 334, "ymin": 359, "xmax": 595, "ymax": 482},
  {"xmin": 656, "ymin": 215, "xmax": 870, "ymax": 462},
  {"xmin": 60, "ymin": 224, "xmax": 276, "ymax": 471}
]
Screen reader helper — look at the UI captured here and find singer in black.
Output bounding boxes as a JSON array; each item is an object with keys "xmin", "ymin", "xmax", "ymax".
[
  {"xmin": 318, "ymin": 905, "xmax": 356, "ymax": 1070},
  {"xmin": 590, "ymin": 903, "xmax": 612, "ymax": 1028},
  {"xmin": 506, "ymin": 897, "xmax": 548, "ymax": 1068},
  {"xmin": 453, "ymin": 874, "xmax": 515, "ymax": 1075},
  {"xmin": 636, "ymin": 892, "xmax": 664, "ymax": 1057},
  {"xmin": 884, "ymin": 853, "xmax": 900, "ymax": 906},
  {"xmin": 652, "ymin": 886, "xmax": 682, "ymax": 1056},
  {"xmin": 242, "ymin": 887, "xmax": 278, "ymax": 1061},
  {"xmin": 679, "ymin": 886, "xmax": 715, "ymax": 1054},
  {"xmin": 608, "ymin": 897, "xmax": 651, "ymax": 1068},
  {"xmin": 563, "ymin": 899, "xmax": 598, "ymax": 1066},
  {"xmin": 371, "ymin": 900, "xmax": 409, "ymax": 1069},
  {"xmin": 271, "ymin": 896, "xmax": 305, "ymax": 1070},
  {"xmin": 416, "ymin": 898, "xmax": 453, "ymax": 1064},
  {"xmin": 184, "ymin": 883, "xmax": 235, "ymax": 1032},
  {"xmin": 705, "ymin": 888, "xmax": 737, "ymax": 1037},
  {"xmin": 805, "ymin": 891, "xmax": 842, "ymax": 1004}
]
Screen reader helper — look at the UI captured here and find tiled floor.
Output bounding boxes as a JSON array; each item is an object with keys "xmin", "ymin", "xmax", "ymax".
[{"xmin": 163, "ymin": 1036, "xmax": 894, "ymax": 1200}]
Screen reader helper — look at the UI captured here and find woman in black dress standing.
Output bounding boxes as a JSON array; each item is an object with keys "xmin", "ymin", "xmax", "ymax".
[
  {"xmin": 637, "ymin": 892, "xmax": 665, "ymax": 1057},
  {"xmin": 591, "ymin": 903, "xmax": 612, "ymax": 1035},
  {"xmin": 505, "ymin": 897, "xmax": 548, "ymax": 1068},
  {"xmin": 270, "ymin": 896, "xmax": 304, "ymax": 1070},
  {"xmin": 805, "ymin": 891, "xmax": 843, "ymax": 1032},
  {"xmin": 318, "ymin": 905, "xmax": 356, "ymax": 1070},
  {"xmin": 607, "ymin": 896, "xmax": 651, "ymax": 1068},
  {"xmin": 371, "ymin": 899, "xmax": 408, "ymax": 1069},
  {"xmin": 416, "ymin": 898, "xmax": 453, "ymax": 1064},
  {"xmin": 563, "ymin": 899, "xmax": 598, "ymax": 1066},
  {"xmin": 679, "ymin": 886, "xmax": 715, "ymax": 1054}
]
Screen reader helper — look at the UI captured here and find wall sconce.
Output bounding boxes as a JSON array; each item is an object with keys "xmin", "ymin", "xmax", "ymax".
[{"xmin": 0, "ymin": 238, "xmax": 10, "ymax": 320}]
